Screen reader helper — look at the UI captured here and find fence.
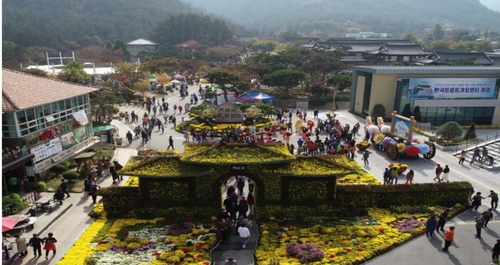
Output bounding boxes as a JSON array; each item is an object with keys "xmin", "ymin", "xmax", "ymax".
[{"xmin": 454, "ymin": 131, "xmax": 500, "ymax": 153}]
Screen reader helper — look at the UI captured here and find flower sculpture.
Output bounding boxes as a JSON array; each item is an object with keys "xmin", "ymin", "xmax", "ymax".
[
  {"xmin": 374, "ymin": 134, "xmax": 385, "ymax": 145},
  {"xmin": 417, "ymin": 144, "xmax": 430, "ymax": 155},
  {"xmin": 286, "ymin": 243, "xmax": 324, "ymax": 263},
  {"xmin": 356, "ymin": 141, "xmax": 371, "ymax": 151},
  {"xmin": 381, "ymin": 137, "xmax": 396, "ymax": 148},
  {"xmin": 396, "ymin": 143, "xmax": 406, "ymax": 153},
  {"xmin": 388, "ymin": 163, "xmax": 409, "ymax": 174},
  {"xmin": 405, "ymin": 146, "xmax": 421, "ymax": 157}
]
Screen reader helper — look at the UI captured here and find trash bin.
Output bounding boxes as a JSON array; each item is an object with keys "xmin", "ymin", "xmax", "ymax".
[{"xmin": 115, "ymin": 137, "xmax": 123, "ymax": 146}]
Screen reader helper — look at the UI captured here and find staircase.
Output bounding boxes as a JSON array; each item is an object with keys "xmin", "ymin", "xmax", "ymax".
[{"xmin": 453, "ymin": 136, "xmax": 500, "ymax": 171}]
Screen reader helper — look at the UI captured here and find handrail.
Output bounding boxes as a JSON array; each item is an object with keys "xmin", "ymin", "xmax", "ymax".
[{"xmin": 454, "ymin": 131, "xmax": 500, "ymax": 153}]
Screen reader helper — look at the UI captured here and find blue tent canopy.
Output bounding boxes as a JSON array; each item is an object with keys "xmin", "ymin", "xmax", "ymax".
[{"xmin": 240, "ymin": 92, "xmax": 276, "ymax": 100}]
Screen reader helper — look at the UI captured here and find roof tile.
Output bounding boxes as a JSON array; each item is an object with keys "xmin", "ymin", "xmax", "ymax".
[{"xmin": 2, "ymin": 69, "xmax": 96, "ymax": 111}]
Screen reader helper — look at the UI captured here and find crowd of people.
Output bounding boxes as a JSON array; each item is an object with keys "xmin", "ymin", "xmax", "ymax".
[{"xmin": 3, "ymin": 232, "xmax": 57, "ymax": 261}]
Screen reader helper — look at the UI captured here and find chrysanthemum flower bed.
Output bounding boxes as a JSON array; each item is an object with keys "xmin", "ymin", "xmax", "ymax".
[
  {"xmin": 256, "ymin": 204, "xmax": 466, "ymax": 265},
  {"xmin": 58, "ymin": 218, "xmax": 217, "ymax": 265}
]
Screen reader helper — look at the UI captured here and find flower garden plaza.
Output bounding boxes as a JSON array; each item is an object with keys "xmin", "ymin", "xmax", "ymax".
[{"xmin": 51, "ymin": 100, "xmax": 480, "ymax": 265}]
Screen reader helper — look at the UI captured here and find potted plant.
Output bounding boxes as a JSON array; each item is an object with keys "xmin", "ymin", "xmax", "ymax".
[{"xmin": 356, "ymin": 141, "xmax": 371, "ymax": 151}]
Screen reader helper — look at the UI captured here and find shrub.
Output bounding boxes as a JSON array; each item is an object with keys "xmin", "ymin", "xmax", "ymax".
[
  {"xmin": 413, "ymin": 106, "xmax": 422, "ymax": 122},
  {"xmin": 435, "ymin": 121, "xmax": 463, "ymax": 141},
  {"xmin": 29, "ymin": 181, "xmax": 46, "ymax": 191},
  {"xmin": 463, "ymin": 122, "xmax": 477, "ymax": 140},
  {"xmin": 371, "ymin": 104, "xmax": 386, "ymax": 120},
  {"xmin": 308, "ymin": 97, "xmax": 327, "ymax": 106},
  {"xmin": 51, "ymin": 164, "xmax": 68, "ymax": 174},
  {"xmin": 62, "ymin": 170, "xmax": 79, "ymax": 180},
  {"xmin": 60, "ymin": 161, "xmax": 71, "ymax": 169},
  {"xmin": 2, "ymin": 193, "xmax": 27, "ymax": 213},
  {"xmin": 401, "ymin": 103, "xmax": 413, "ymax": 118}
]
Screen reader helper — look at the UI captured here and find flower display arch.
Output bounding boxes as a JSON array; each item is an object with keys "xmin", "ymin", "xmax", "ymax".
[{"xmin": 101, "ymin": 143, "xmax": 358, "ymax": 219}]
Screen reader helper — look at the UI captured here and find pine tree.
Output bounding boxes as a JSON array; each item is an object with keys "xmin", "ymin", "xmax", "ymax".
[
  {"xmin": 413, "ymin": 106, "xmax": 422, "ymax": 122},
  {"xmin": 463, "ymin": 123, "xmax": 477, "ymax": 140}
]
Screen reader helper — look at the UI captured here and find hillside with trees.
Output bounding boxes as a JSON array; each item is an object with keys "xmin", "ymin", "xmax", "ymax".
[
  {"xmin": 182, "ymin": 0, "xmax": 500, "ymax": 36},
  {"xmin": 2, "ymin": 0, "xmax": 249, "ymax": 50}
]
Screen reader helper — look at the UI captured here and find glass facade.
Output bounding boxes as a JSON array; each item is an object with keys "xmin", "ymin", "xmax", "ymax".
[
  {"xmin": 2, "ymin": 94, "xmax": 91, "ymax": 138},
  {"xmin": 360, "ymin": 72, "xmax": 373, "ymax": 116},
  {"xmin": 395, "ymin": 78, "xmax": 499, "ymax": 126}
]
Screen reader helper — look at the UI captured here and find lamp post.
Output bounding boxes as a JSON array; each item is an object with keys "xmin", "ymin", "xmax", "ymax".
[{"xmin": 332, "ymin": 90, "xmax": 338, "ymax": 112}]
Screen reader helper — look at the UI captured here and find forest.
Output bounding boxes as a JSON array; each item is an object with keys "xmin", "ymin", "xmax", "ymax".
[
  {"xmin": 183, "ymin": 0, "xmax": 500, "ymax": 36},
  {"xmin": 2, "ymin": 0, "xmax": 248, "ymax": 50}
]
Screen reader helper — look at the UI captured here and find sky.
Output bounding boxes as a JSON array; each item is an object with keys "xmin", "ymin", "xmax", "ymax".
[{"xmin": 479, "ymin": 0, "xmax": 500, "ymax": 12}]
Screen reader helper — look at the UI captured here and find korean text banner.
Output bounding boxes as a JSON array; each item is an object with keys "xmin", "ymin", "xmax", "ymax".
[{"xmin": 407, "ymin": 78, "xmax": 497, "ymax": 99}]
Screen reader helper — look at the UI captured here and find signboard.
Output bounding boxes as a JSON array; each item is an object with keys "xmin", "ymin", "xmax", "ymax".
[
  {"xmin": 407, "ymin": 78, "xmax": 497, "ymax": 99},
  {"xmin": 73, "ymin": 127, "xmax": 87, "ymax": 143},
  {"xmin": 60, "ymin": 132, "xmax": 77, "ymax": 149},
  {"xmin": 230, "ymin": 165, "xmax": 248, "ymax": 172},
  {"xmin": 72, "ymin": 110, "xmax": 89, "ymax": 125},
  {"xmin": 215, "ymin": 102, "xmax": 245, "ymax": 123},
  {"xmin": 394, "ymin": 117, "xmax": 411, "ymax": 139},
  {"xmin": 30, "ymin": 137, "xmax": 63, "ymax": 162}
]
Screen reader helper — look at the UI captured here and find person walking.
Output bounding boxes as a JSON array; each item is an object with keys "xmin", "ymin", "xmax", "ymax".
[
  {"xmin": 488, "ymin": 190, "xmax": 498, "ymax": 210},
  {"xmin": 475, "ymin": 215, "xmax": 485, "ymax": 238},
  {"xmin": 15, "ymin": 234, "xmax": 28, "ymax": 257},
  {"xmin": 442, "ymin": 226, "xmax": 455, "ymax": 252},
  {"xmin": 442, "ymin": 165, "xmax": 450, "ymax": 182},
  {"xmin": 471, "ymin": 147, "xmax": 481, "ymax": 165},
  {"xmin": 383, "ymin": 168, "xmax": 391, "ymax": 185},
  {"xmin": 481, "ymin": 146, "xmax": 489, "ymax": 162},
  {"xmin": 90, "ymin": 184, "xmax": 100, "ymax": 204},
  {"xmin": 425, "ymin": 214, "xmax": 437, "ymax": 238},
  {"xmin": 433, "ymin": 164, "xmax": 443, "ymax": 183},
  {"xmin": 436, "ymin": 209, "xmax": 449, "ymax": 232},
  {"xmin": 458, "ymin": 150, "xmax": 466, "ymax": 165},
  {"xmin": 471, "ymin": 192, "xmax": 486, "ymax": 211},
  {"xmin": 491, "ymin": 239, "xmax": 500, "ymax": 264},
  {"xmin": 167, "ymin": 136, "xmax": 174, "ymax": 150},
  {"xmin": 362, "ymin": 151, "xmax": 369, "ymax": 166},
  {"xmin": 482, "ymin": 208, "xmax": 493, "ymax": 228},
  {"xmin": 60, "ymin": 179, "xmax": 70, "ymax": 198},
  {"xmin": 390, "ymin": 167, "xmax": 399, "ymax": 185},
  {"xmin": 42, "ymin": 233, "xmax": 57, "ymax": 260},
  {"xmin": 126, "ymin": 130, "xmax": 133, "ymax": 144},
  {"xmin": 405, "ymin": 169, "xmax": 414, "ymax": 184},
  {"xmin": 237, "ymin": 223, "xmax": 250, "ymax": 249},
  {"xmin": 219, "ymin": 218, "xmax": 230, "ymax": 243},
  {"xmin": 29, "ymin": 233, "xmax": 44, "ymax": 258}
]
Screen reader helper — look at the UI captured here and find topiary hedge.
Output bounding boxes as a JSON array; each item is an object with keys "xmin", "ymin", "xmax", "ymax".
[
  {"xmin": 62, "ymin": 170, "xmax": 79, "ymax": 180},
  {"xmin": 337, "ymin": 181, "xmax": 471, "ymax": 208}
]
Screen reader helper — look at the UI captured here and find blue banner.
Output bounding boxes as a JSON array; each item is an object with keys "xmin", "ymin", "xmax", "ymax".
[{"xmin": 407, "ymin": 78, "xmax": 496, "ymax": 99}]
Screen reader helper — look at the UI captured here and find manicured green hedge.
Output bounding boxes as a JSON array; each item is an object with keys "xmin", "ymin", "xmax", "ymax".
[{"xmin": 337, "ymin": 182, "xmax": 471, "ymax": 208}]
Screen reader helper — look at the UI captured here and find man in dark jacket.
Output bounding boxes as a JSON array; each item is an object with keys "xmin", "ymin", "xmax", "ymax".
[
  {"xmin": 436, "ymin": 209, "xmax": 449, "ymax": 232},
  {"xmin": 238, "ymin": 197, "xmax": 249, "ymax": 219},
  {"xmin": 29, "ymin": 233, "xmax": 44, "ymax": 257}
]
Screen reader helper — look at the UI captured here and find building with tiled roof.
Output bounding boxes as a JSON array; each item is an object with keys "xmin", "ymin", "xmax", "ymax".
[
  {"xmin": 127, "ymin": 38, "xmax": 159, "ymax": 63},
  {"xmin": 2, "ymin": 69, "xmax": 97, "ymax": 185},
  {"xmin": 417, "ymin": 51, "xmax": 495, "ymax": 66}
]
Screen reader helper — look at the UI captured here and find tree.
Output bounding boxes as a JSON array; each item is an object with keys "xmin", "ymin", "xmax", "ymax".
[
  {"xmin": 263, "ymin": 69, "xmax": 306, "ymax": 95},
  {"xmin": 474, "ymin": 41, "xmax": 494, "ymax": 52},
  {"xmin": 401, "ymin": 103, "xmax": 413, "ymax": 118},
  {"xmin": 310, "ymin": 82, "xmax": 326, "ymax": 97},
  {"xmin": 248, "ymin": 40, "xmax": 278, "ymax": 52},
  {"xmin": 22, "ymin": 69, "xmax": 48, "ymax": 77},
  {"xmin": 433, "ymin": 24, "xmax": 445, "ymax": 40},
  {"xmin": 428, "ymin": 40, "xmax": 452, "ymax": 50},
  {"xmin": 135, "ymin": 80, "xmax": 150, "ymax": 96},
  {"xmin": 413, "ymin": 106, "xmax": 422, "ymax": 122},
  {"xmin": 327, "ymin": 75, "xmax": 352, "ymax": 91},
  {"xmin": 112, "ymin": 39, "xmax": 131, "ymax": 61},
  {"xmin": 91, "ymin": 92, "xmax": 124, "ymax": 124},
  {"xmin": 58, "ymin": 61, "xmax": 91, "ymax": 84},
  {"xmin": 463, "ymin": 123, "xmax": 477, "ymax": 140},
  {"xmin": 450, "ymin": 42, "xmax": 472, "ymax": 52},
  {"xmin": 371, "ymin": 104, "xmax": 386, "ymax": 120},
  {"xmin": 205, "ymin": 71, "xmax": 242, "ymax": 103},
  {"xmin": 2, "ymin": 41, "xmax": 32, "ymax": 69},
  {"xmin": 436, "ymin": 121, "xmax": 463, "ymax": 141},
  {"xmin": 156, "ymin": 74, "xmax": 171, "ymax": 90}
]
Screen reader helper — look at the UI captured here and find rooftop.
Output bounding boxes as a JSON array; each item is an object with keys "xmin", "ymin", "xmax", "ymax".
[
  {"xmin": 353, "ymin": 66, "xmax": 500, "ymax": 74},
  {"xmin": 2, "ymin": 69, "xmax": 96, "ymax": 111},
  {"xmin": 426, "ymin": 51, "xmax": 495, "ymax": 65},
  {"xmin": 127, "ymin": 38, "xmax": 158, "ymax": 46}
]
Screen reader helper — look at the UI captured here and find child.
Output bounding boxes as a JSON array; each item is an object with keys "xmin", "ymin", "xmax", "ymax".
[{"xmin": 161, "ymin": 125, "xmax": 165, "ymax": 134}]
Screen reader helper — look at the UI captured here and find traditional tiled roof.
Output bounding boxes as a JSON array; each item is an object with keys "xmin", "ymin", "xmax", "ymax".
[
  {"xmin": 176, "ymin": 39, "xmax": 202, "ymax": 48},
  {"xmin": 372, "ymin": 44, "xmax": 428, "ymax": 56},
  {"xmin": 127, "ymin": 38, "xmax": 158, "ymax": 45},
  {"xmin": 2, "ymin": 69, "xmax": 96, "ymax": 111},
  {"xmin": 424, "ymin": 51, "xmax": 495, "ymax": 65}
]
